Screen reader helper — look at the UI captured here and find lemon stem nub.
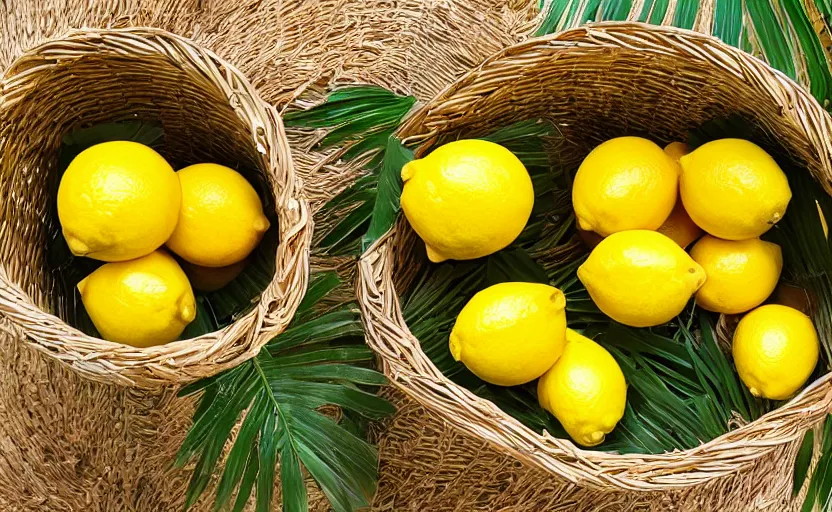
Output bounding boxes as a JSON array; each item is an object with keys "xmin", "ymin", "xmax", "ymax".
[
  {"xmin": 424, "ymin": 244, "xmax": 447, "ymax": 263},
  {"xmin": 180, "ymin": 304, "xmax": 196, "ymax": 323},
  {"xmin": 401, "ymin": 160, "xmax": 418, "ymax": 182},
  {"xmin": 65, "ymin": 235, "xmax": 90, "ymax": 256},
  {"xmin": 254, "ymin": 216, "xmax": 271, "ymax": 233},
  {"xmin": 77, "ymin": 276, "xmax": 89, "ymax": 296},
  {"xmin": 449, "ymin": 332, "xmax": 462, "ymax": 361}
]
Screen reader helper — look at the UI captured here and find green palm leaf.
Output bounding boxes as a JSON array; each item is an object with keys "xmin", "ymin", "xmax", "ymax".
[
  {"xmin": 175, "ymin": 272, "xmax": 394, "ymax": 512},
  {"xmin": 535, "ymin": 0, "xmax": 832, "ymax": 107}
]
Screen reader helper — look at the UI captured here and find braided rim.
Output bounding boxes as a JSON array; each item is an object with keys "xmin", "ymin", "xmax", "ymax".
[
  {"xmin": 359, "ymin": 22, "xmax": 832, "ymax": 490},
  {"xmin": 0, "ymin": 28, "xmax": 312, "ymax": 389}
]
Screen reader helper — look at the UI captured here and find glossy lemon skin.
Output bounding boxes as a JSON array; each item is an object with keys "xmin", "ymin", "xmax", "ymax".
[
  {"xmin": 449, "ymin": 282, "xmax": 567, "ymax": 386},
  {"xmin": 733, "ymin": 304, "xmax": 819, "ymax": 400},
  {"xmin": 578, "ymin": 230, "xmax": 706, "ymax": 327},
  {"xmin": 166, "ymin": 164, "xmax": 270, "ymax": 267},
  {"xmin": 690, "ymin": 236, "xmax": 782, "ymax": 314},
  {"xmin": 572, "ymin": 137, "xmax": 678, "ymax": 237},
  {"xmin": 538, "ymin": 329, "xmax": 627, "ymax": 447},
  {"xmin": 400, "ymin": 140, "xmax": 534, "ymax": 262},
  {"xmin": 679, "ymin": 139, "xmax": 791, "ymax": 240},
  {"xmin": 57, "ymin": 141, "xmax": 180, "ymax": 262},
  {"xmin": 77, "ymin": 250, "xmax": 196, "ymax": 347}
]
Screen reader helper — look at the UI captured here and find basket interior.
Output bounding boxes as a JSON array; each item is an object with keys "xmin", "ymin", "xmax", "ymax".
[
  {"xmin": 390, "ymin": 42, "xmax": 831, "ymax": 450},
  {"xmin": 0, "ymin": 52, "xmax": 278, "ymax": 330}
]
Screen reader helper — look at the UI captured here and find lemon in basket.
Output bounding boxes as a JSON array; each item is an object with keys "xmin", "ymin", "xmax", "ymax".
[
  {"xmin": 690, "ymin": 235, "xmax": 782, "ymax": 314},
  {"xmin": 166, "ymin": 163, "xmax": 270, "ymax": 267},
  {"xmin": 538, "ymin": 329, "xmax": 627, "ymax": 447},
  {"xmin": 578, "ymin": 230, "xmax": 706, "ymax": 327},
  {"xmin": 657, "ymin": 142, "xmax": 703, "ymax": 248},
  {"xmin": 78, "ymin": 250, "xmax": 196, "ymax": 347},
  {"xmin": 57, "ymin": 141, "xmax": 180, "ymax": 262},
  {"xmin": 182, "ymin": 259, "xmax": 248, "ymax": 292},
  {"xmin": 449, "ymin": 282, "xmax": 567, "ymax": 386},
  {"xmin": 572, "ymin": 137, "xmax": 678, "ymax": 237},
  {"xmin": 733, "ymin": 304, "xmax": 819, "ymax": 400},
  {"xmin": 400, "ymin": 139, "xmax": 534, "ymax": 262},
  {"xmin": 679, "ymin": 139, "xmax": 791, "ymax": 240}
]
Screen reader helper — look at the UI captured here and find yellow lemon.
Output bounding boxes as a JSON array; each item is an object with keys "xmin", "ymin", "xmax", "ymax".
[
  {"xmin": 166, "ymin": 164, "xmax": 270, "ymax": 267},
  {"xmin": 449, "ymin": 282, "xmax": 567, "ymax": 386},
  {"xmin": 578, "ymin": 230, "xmax": 706, "ymax": 327},
  {"xmin": 57, "ymin": 141, "xmax": 180, "ymax": 262},
  {"xmin": 572, "ymin": 137, "xmax": 678, "ymax": 237},
  {"xmin": 400, "ymin": 140, "xmax": 533, "ymax": 262},
  {"xmin": 657, "ymin": 142, "xmax": 703, "ymax": 248},
  {"xmin": 537, "ymin": 329, "xmax": 627, "ymax": 447},
  {"xmin": 689, "ymin": 235, "xmax": 782, "ymax": 314},
  {"xmin": 663, "ymin": 141, "xmax": 691, "ymax": 162},
  {"xmin": 182, "ymin": 259, "xmax": 247, "ymax": 292},
  {"xmin": 657, "ymin": 200, "xmax": 703, "ymax": 248},
  {"xmin": 78, "ymin": 250, "xmax": 196, "ymax": 347},
  {"xmin": 733, "ymin": 304, "xmax": 819, "ymax": 400},
  {"xmin": 679, "ymin": 139, "xmax": 791, "ymax": 240}
]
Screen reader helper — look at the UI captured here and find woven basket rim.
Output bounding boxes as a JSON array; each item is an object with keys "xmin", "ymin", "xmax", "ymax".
[
  {"xmin": 0, "ymin": 27, "xmax": 313, "ymax": 389},
  {"xmin": 359, "ymin": 21, "xmax": 832, "ymax": 491}
]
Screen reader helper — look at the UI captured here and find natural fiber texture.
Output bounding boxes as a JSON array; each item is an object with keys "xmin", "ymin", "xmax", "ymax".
[
  {"xmin": 0, "ymin": 27, "xmax": 311, "ymax": 389},
  {"xmin": 370, "ymin": 388, "xmax": 800, "ymax": 511},
  {"xmin": 359, "ymin": 21, "xmax": 832, "ymax": 502},
  {"xmin": 0, "ymin": 2, "xmax": 543, "ymax": 510}
]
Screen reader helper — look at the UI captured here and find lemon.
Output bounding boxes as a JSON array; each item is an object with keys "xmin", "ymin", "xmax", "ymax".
[
  {"xmin": 572, "ymin": 137, "xmax": 678, "ymax": 237},
  {"xmin": 449, "ymin": 282, "xmax": 567, "ymax": 386},
  {"xmin": 78, "ymin": 250, "xmax": 196, "ymax": 347},
  {"xmin": 657, "ymin": 142, "xmax": 703, "ymax": 248},
  {"xmin": 679, "ymin": 139, "xmax": 791, "ymax": 240},
  {"xmin": 657, "ymin": 200, "xmax": 703, "ymax": 248},
  {"xmin": 663, "ymin": 141, "xmax": 691, "ymax": 162},
  {"xmin": 537, "ymin": 329, "xmax": 626, "ymax": 447},
  {"xmin": 689, "ymin": 235, "xmax": 782, "ymax": 314},
  {"xmin": 578, "ymin": 230, "xmax": 706, "ymax": 327},
  {"xmin": 166, "ymin": 164, "xmax": 270, "ymax": 267},
  {"xmin": 400, "ymin": 140, "xmax": 533, "ymax": 262},
  {"xmin": 182, "ymin": 259, "xmax": 247, "ymax": 292},
  {"xmin": 57, "ymin": 141, "xmax": 180, "ymax": 262},
  {"xmin": 733, "ymin": 304, "xmax": 819, "ymax": 400}
]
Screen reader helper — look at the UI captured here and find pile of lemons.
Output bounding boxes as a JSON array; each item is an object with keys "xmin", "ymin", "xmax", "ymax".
[
  {"xmin": 400, "ymin": 136, "xmax": 820, "ymax": 447},
  {"xmin": 58, "ymin": 141, "xmax": 270, "ymax": 347}
]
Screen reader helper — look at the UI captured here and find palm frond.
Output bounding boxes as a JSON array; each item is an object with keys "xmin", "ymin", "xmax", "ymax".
[
  {"xmin": 535, "ymin": 0, "xmax": 832, "ymax": 107},
  {"xmin": 176, "ymin": 272, "xmax": 394, "ymax": 512}
]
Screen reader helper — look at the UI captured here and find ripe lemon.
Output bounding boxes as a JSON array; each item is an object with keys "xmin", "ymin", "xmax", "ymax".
[
  {"xmin": 537, "ymin": 329, "xmax": 626, "ymax": 447},
  {"xmin": 449, "ymin": 282, "xmax": 567, "ymax": 386},
  {"xmin": 578, "ymin": 230, "xmax": 706, "ymax": 327},
  {"xmin": 657, "ymin": 142, "xmax": 703, "ymax": 248},
  {"xmin": 572, "ymin": 137, "xmax": 678, "ymax": 237},
  {"xmin": 166, "ymin": 164, "xmax": 270, "ymax": 267},
  {"xmin": 400, "ymin": 140, "xmax": 533, "ymax": 262},
  {"xmin": 182, "ymin": 259, "xmax": 247, "ymax": 292},
  {"xmin": 78, "ymin": 250, "xmax": 196, "ymax": 347},
  {"xmin": 679, "ymin": 139, "xmax": 791, "ymax": 240},
  {"xmin": 689, "ymin": 235, "xmax": 782, "ymax": 314},
  {"xmin": 663, "ymin": 141, "xmax": 691, "ymax": 162},
  {"xmin": 57, "ymin": 141, "xmax": 180, "ymax": 262},
  {"xmin": 733, "ymin": 304, "xmax": 819, "ymax": 400},
  {"xmin": 657, "ymin": 200, "xmax": 703, "ymax": 248}
]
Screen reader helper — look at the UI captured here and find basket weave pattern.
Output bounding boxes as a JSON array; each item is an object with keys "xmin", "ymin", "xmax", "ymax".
[
  {"xmin": 0, "ymin": 28, "xmax": 311, "ymax": 389},
  {"xmin": 359, "ymin": 22, "xmax": 832, "ymax": 493}
]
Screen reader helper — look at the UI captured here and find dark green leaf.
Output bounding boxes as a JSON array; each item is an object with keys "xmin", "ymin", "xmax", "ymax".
[
  {"xmin": 361, "ymin": 136, "xmax": 414, "ymax": 251},
  {"xmin": 794, "ymin": 429, "xmax": 815, "ymax": 496}
]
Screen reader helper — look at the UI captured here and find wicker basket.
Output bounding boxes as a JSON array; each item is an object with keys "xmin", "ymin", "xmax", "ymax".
[
  {"xmin": 0, "ymin": 28, "xmax": 310, "ymax": 510},
  {"xmin": 359, "ymin": 22, "xmax": 832, "ymax": 509}
]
